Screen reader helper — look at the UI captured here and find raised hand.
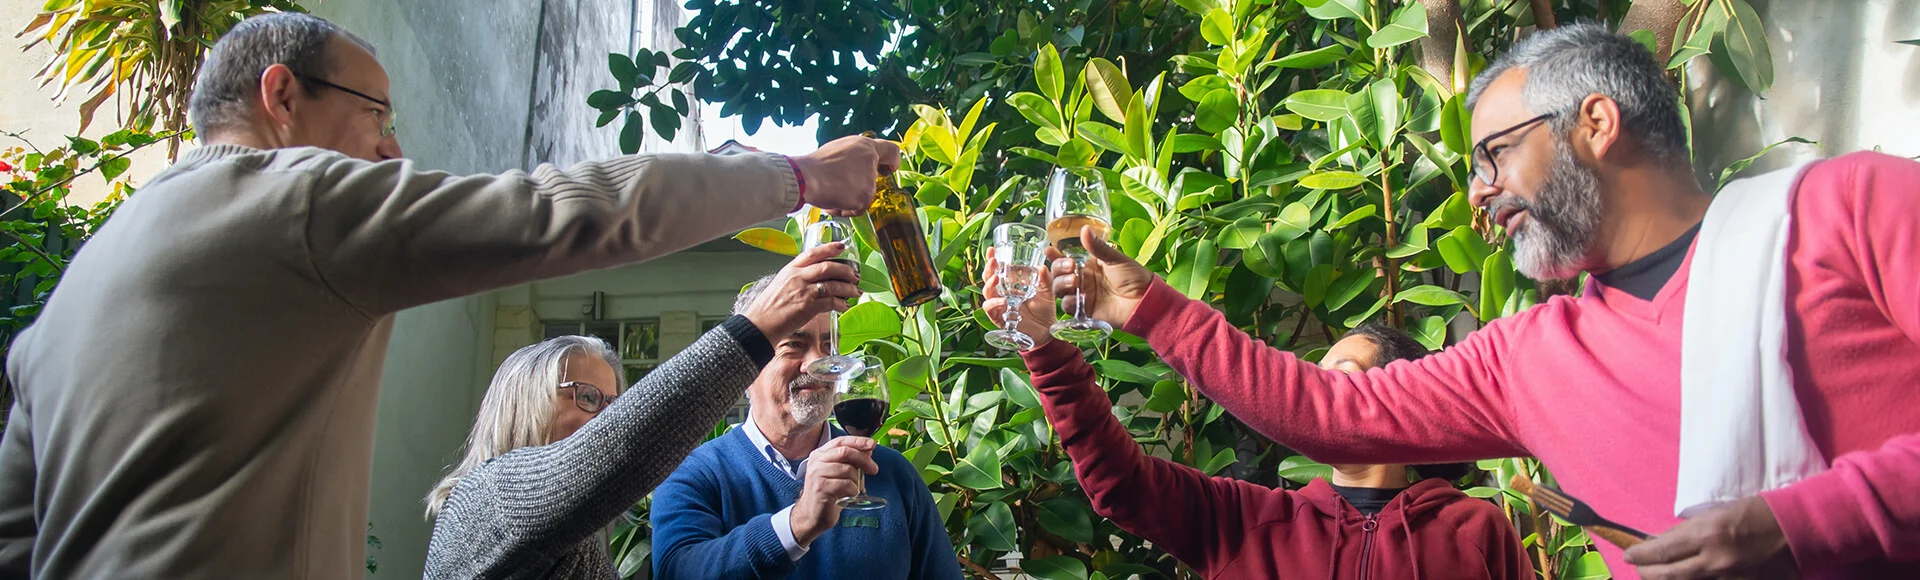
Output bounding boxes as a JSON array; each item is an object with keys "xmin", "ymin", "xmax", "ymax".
[
  {"xmin": 791, "ymin": 135, "xmax": 903, "ymax": 217},
  {"xmin": 740, "ymin": 243, "xmax": 862, "ymax": 339},
  {"xmin": 1049, "ymin": 227, "xmax": 1156, "ymax": 330},
  {"xmin": 788, "ymin": 436, "xmax": 881, "ymax": 545},
  {"xmin": 982, "ymin": 247, "xmax": 1058, "ymax": 350}
]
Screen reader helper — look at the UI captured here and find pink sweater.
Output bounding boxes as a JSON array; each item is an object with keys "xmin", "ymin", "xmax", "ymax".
[{"xmin": 1124, "ymin": 152, "xmax": 1920, "ymax": 577}]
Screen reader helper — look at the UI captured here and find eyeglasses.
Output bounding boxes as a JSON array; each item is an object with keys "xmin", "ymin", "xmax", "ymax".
[
  {"xmin": 293, "ymin": 73, "xmax": 398, "ymax": 137},
  {"xmin": 1471, "ymin": 112, "xmax": 1556, "ymax": 187},
  {"xmin": 556, "ymin": 356, "xmax": 617, "ymax": 413}
]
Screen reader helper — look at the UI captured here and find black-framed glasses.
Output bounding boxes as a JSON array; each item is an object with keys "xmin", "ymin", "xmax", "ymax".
[
  {"xmin": 293, "ymin": 73, "xmax": 397, "ymax": 137},
  {"xmin": 1471, "ymin": 112, "xmax": 1556, "ymax": 187}
]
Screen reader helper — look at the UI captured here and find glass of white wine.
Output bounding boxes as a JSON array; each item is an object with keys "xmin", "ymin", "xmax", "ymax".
[
  {"xmin": 800, "ymin": 216, "xmax": 867, "ymax": 382},
  {"xmin": 1045, "ymin": 167, "xmax": 1113, "ymax": 343},
  {"xmin": 983, "ymin": 221, "xmax": 1048, "ymax": 351}
]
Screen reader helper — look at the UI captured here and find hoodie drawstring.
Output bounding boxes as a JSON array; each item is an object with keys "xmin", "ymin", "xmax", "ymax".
[{"xmin": 1403, "ymin": 511, "xmax": 1421, "ymax": 580}]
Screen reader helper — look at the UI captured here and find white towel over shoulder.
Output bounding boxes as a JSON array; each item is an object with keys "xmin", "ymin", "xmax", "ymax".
[{"xmin": 1675, "ymin": 160, "xmax": 1828, "ymax": 516}]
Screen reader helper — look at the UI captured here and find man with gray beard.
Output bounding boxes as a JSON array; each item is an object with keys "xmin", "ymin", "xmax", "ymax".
[
  {"xmin": 1045, "ymin": 22, "xmax": 1920, "ymax": 580},
  {"xmin": 647, "ymin": 275, "xmax": 962, "ymax": 579}
]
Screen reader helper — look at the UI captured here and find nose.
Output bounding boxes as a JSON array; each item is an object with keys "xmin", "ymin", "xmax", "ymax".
[
  {"xmin": 1468, "ymin": 174, "xmax": 1499, "ymax": 210},
  {"xmin": 377, "ymin": 133, "xmax": 403, "ymax": 160}
]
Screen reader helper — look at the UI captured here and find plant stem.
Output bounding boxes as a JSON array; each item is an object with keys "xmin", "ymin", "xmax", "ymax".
[{"xmin": 1379, "ymin": 159, "xmax": 1403, "ymax": 327}]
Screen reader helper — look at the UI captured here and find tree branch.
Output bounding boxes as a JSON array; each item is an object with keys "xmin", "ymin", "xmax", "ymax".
[
  {"xmin": 1415, "ymin": 0, "xmax": 1465, "ymax": 92},
  {"xmin": 958, "ymin": 555, "xmax": 1001, "ymax": 579},
  {"xmin": 1618, "ymin": 0, "xmax": 1690, "ymax": 63},
  {"xmin": 1528, "ymin": 0, "xmax": 1557, "ymax": 29}
]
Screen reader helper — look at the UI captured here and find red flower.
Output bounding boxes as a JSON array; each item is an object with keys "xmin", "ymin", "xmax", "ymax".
[{"xmin": 0, "ymin": 161, "xmax": 12, "ymax": 173}]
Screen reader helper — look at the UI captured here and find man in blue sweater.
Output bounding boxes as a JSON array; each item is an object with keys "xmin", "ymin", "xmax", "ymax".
[{"xmin": 651, "ymin": 275, "xmax": 963, "ymax": 580}]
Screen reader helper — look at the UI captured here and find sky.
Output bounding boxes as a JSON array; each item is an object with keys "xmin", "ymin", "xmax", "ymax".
[{"xmin": 698, "ymin": 105, "xmax": 821, "ymax": 155}]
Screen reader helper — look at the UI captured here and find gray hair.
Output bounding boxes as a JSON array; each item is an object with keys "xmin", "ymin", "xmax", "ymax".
[
  {"xmin": 1466, "ymin": 23, "xmax": 1687, "ymax": 169},
  {"xmin": 425, "ymin": 335, "xmax": 623, "ymax": 519},
  {"xmin": 188, "ymin": 12, "xmax": 376, "ymax": 136},
  {"xmin": 732, "ymin": 274, "xmax": 778, "ymax": 316}
]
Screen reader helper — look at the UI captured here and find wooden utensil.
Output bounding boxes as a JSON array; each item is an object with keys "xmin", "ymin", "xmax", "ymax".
[{"xmin": 1508, "ymin": 475, "xmax": 1652, "ymax": 550}]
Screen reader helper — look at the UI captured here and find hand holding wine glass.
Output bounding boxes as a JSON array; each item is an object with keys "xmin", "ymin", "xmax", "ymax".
[
  {"xmin": 1048, "ymin": 227, "xmax": 1155, "ymax": 332},
  {"xmin": 738, "ymin": 241, "xmax": 862, "ymax": 340},
  {"xmin": 800, "ymin": 216, "xmax": 868, "ymax": 382},
  {"xmin": 983, "ymin": 223, "xmax": 1050, "ymax": 351},
  {"xmin": 983, "ymin": 245, "xmax": 1058, "ymax": 350},
  {"xmin": 831, "ymin": 354, "xmax": 890, "ymax": 510},
  {"xmin": 1046, "ymin": 167, "xmax": 1117, "ymax": 342}
]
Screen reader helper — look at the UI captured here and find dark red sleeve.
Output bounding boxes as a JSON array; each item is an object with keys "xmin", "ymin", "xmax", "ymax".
[
  {"xmin": 1120, "ymin": 278, "xmax": 1530, "ymax": 464},
  {"xmin": 1022, "ymin": 340, "xmax": 1275, "ymax": 574}
]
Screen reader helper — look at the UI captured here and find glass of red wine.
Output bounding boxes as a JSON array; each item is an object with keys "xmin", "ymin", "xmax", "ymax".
[
  {"xmin": 832, "ymin": 353, "xmax": 889, "ymax": 510},
  {"xmin": 801, "ymin": 216, "xmax": 867, "ymax": 382}
]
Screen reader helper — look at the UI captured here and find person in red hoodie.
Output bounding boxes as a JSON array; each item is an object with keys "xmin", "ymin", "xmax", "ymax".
[{"xmin": 986, "ymin": 266, "xmax": 1530, "ymax": 579}]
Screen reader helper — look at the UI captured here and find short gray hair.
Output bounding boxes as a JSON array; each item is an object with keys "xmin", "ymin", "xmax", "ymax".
[
  {"xmin": 188, "ymin": 12, "xmax": 376, "ymax": 136},
  {"xmin": 733, "ymin": 274, "xmax": 778, "ymax": 316},
  {"xmin": 1466, "ymin": 23, "xmax": 1686, "ymax": 169}
]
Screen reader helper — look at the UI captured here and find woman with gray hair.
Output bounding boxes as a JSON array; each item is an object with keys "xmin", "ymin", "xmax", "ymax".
[{"xmin": 422, "ymin": 242, "xmax": 861, "ymax": 578}]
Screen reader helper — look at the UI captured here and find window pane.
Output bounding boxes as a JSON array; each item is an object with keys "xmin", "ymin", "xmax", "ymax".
[
  {"xmin": 623, "ymin": 320, "xmax": 660, "ymax": 360},
  {"xmin": 543, "ymin": 323, "xmax": 580, "ymax": 340},
  {"xmin": 584, "ymin": 323, "xmax": 620, "ymax": 355}
]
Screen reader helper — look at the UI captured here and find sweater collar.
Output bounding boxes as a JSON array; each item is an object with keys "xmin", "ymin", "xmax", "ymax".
[{"xmin": 177, "ymin": 143, "xmax": 263, "ymax": 164}]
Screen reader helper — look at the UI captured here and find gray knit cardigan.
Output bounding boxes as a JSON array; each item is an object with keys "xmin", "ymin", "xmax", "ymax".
[{"xmin": 424, "ymin": 321, "xmax": 761, "ymax": 579}]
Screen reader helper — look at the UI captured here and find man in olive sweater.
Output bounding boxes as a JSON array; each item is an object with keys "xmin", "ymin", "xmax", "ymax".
[{"xmin": 0, "ymin": 13, "xmax": 895, "ymax": 580}]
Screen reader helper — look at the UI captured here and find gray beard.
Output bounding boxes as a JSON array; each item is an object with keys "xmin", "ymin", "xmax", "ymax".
[
  {"xmin": 787, "ymin": 376, "xmax": 837, "ymax": 427},
  {"xmin": 1501, "ymin": 138, "xmax": 1604, "ymax": 281}
]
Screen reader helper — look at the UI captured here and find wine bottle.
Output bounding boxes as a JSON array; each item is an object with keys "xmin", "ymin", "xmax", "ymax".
[{"xmin": 868, "ymin": 173, "xmax": 944, "ymax": 307}]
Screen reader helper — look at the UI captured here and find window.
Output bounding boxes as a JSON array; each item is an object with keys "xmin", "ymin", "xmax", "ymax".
[{"xmin": 543, "ymin": 319, "xmax": 662, "ymax": 382}]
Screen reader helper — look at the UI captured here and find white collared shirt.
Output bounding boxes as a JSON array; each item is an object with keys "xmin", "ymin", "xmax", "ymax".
[{"xmin": 740, "ymin": 414, "xmax": 832, "ymax": 562}]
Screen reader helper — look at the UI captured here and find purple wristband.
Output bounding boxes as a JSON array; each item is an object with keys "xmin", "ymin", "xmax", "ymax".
[{"xmin": 784, "ymin": 155, "xmax": 807, "ymax": 211}]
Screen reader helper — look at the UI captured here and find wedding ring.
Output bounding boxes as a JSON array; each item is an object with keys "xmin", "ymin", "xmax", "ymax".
[{"xmin": 813, "ymin": 283, "xmax": 826, "ymax": 298}]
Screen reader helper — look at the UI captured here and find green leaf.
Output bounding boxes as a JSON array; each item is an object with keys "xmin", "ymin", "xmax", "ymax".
[
  {"xmin": 839, "ymin": 301, "xmax": 904, "ymax": 351},
  {"xmin": 1435, "ymin": 226, "xmax": 1495, "ymax": 274},
  {"xmin": 1396, "ymin": 285, "xmax": 1470, "ymax": 308},
  {"xmin": 1201, "ymin": 8, "xmax": 1235, "ymax": 45},
  {"xmin": 1171, "ymin": 133, "xmax": 1224, "ymax": 153},
  {"xmin": 1200, "ymin": 447, "xmax": 1238, "ymax": 475},
  {"xmin": 1716, "ymin": 136, "xmax": 1817, "ymax": 191},
  {"xmin": 97, "ymin": 156, "xmax": 131, "ymax": 181},
  {"xmin": 1123, "ymin": 91, "xmax": 1152, "ymax": 160},
  {"xmin": 649, "ymin": 103, "xmax": 680, "ymax": 142},
  {"xmin": 1299, "ymin": 170, "xmax": 1367, "ymax": 190},
  {"xmin": 1302, "ymin": 263, "xmax": 1335, "ymax": 306},
  {"xmin": 1172, "ymin": 0, "xmax": 1219, "ymax": 16},
  {"xmin": 731, "ymin": 227, "xmax": 797, "ymax": 255},
  {"xmin": 1093, "ymin": 359, "xmax": 1169, "ymax": 385},
  {"xmin": 1367, "ymin": 2, "xmax": 1429, "ymax": 48},
  {"xmin": 609, "ymin": 53, "xmax": 637, "ymax": 89},
  {"xmin": 1480, "ymin": 249, "xmax": 1516, "ymax": 323},
  {"xmin": 1305, "ymin": 0, "xmax": 1367, "ymax": 22},
  {"xmin": 1179, "ymin": 75, "xmax": 1231, "ymax": 102},
  {"xmin": 1010, "ymin": 92, "xmax": 1065, "ymax": 131},
  {"xmin": 951, "ymin": 438, "xmax": 1006, "ymax": 490},
  {"xmin": 588, "ymin": 89, "xmax": 635, "ymax": 109},
  {"xmin": 618, "ymin": 111, "xmax": 643, "ymax": 154},
  {"xmin": 1719, "ymin": 0, "xmax": 1774, "ymax": 93},
  {"xmin": 1669, "ymin": 9, "xmax": 1722, "ymax": 69},
  {"xmin": 1024, "ymin": 556, "xmax": 1089, "ymax": 580},
  {"xmin": 1269, "ymin": 45, "xmax": 1348, "ymax": 69},
  {"xmin": 1217, "ymin": 217, "xmax": 1266, "ymax": 250},
  {"xmin": 1145, "ymin": 380, "xmax": 1187, "ymax": 412},
  {"xmin": 1628, "ymin": 29, "xmax": 1658, "ymax": 54},
  {"xmin": 1035, "ymin": 498, "xmax": 1096, "ymax": 544},
  {"xmin": 1328, "ymin": 204, "xmax": 1377, "ymax": 230},
  {"xmin": 1171, "ymin": 239, "xmax": 1218, "ymax": 298},
  {"xmin": 1278, "ymin": 454, "xmax": 1332, "ymax": 484},
  {"xmin": 954, "ymin": 52, "xmax": 998, "ymax": 66},
  {"xmin": 1195, "ymin": 89, "xmax": 1239, "ymax": 133},
  {"xmin": 1325, "ymin": 267, "xmax": 1376, "ymax": 311},
  {"xmin": 1085, "ymin": 58, "xmax": 1133, "ymax": 124},
  {"xmin": 1036, "ymin": 43, "xmax": 1066, "ymax": 102},
  {"xmin": 1057, "ymin": 137, "xmax": 1101, "ymax": 168},
  {"xmin": 967, "ymin": 501, "xmax": 1017, "ymax": 550},
  {"xmin": 1271, "ymin": 202, "xmax": 1315, "ymax": 241},
  {"xmin": 1369, "ymin": 78, "xmax": 1401, "ymax": 148},
  {"xmin": 1284, "ymin": 89, "xmax": 1350, "ymax": 122},
  {"xmin": 1000, "ymin": 368, "xmax": 1041, "ymax": 409},
  {"xmin": 1076, "ymin": 121, "xmax": 1128, "ymax": 154},
  {"xmin": 1559, "ymin": 552, "xmax": 1611, "ymax": 580},
  {"xmin": 1244, "ymin": 230, "xmax": 1287, "ymax": 278},
  {"xmin": 1439, "ymin": 94, "xmax": 1471, "ymax": 153},
  {"xmin": 1411, "ymin": 315, "xmax": 1448, "ymax": 350}
]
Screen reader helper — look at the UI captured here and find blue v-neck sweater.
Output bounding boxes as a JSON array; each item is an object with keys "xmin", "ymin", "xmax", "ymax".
[{"xmin": 650, "ymin": 427, "xmax": 963, "ymax": 580}]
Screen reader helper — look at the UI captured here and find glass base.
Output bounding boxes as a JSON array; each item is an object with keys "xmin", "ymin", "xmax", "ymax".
[
  {"xmin": 984, "ymin": 328, "xmax": 1035, "ymax": 351},
  {"xmin": 806, "ymin": 355, "xmax": 867, "ymax": 382},
  {"xmin": 837, "ymin": 495, "xmax": 888, "ymax": 510},
  {"xmin": 1050, "ymin": 318, "xmax": 1112, "ymax": 344}
]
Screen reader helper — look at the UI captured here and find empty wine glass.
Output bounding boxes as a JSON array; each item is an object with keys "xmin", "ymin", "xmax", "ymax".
[
  {"xmin": 832, "ymin": 354, "xmax": 890, "ymax": 510},
  {"xmin": 984, "ymin": 222, "xmax": 1049, "ymax": 351},
  {"xmin": 801, "ymin": 216, "xmax": 867, "ymax": 382},
  {"xmin": 1045, "ymin": 167, "xmax": 1113, "ymax": 343}
]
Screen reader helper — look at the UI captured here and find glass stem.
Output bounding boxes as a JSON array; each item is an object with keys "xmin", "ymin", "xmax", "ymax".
[
  {"xmin": 1004, "ymin": 295, "xmax": 1024, "ymax": 332},
  {"xmin": 1072, "ymin": 254, "xmax": 1089, "ymax": 321},
  {"xmin": 828, "ymin": 309, "xmax": 841, "ymax": 356}
]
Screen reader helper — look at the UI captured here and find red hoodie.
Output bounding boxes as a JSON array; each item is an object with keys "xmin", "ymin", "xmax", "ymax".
[{"xmin": 1022, "ymin": 340, "xmax": 1531, "ymax": 580}]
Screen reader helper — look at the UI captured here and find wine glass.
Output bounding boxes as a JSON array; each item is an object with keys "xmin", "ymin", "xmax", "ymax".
[
  {"xmin": 832, "ymin": 354, "xmax": 890, "ymax": 510},
  {"xmin": 801, "ymin": 216, "xmax": 867, "ymax": 382},
  {"xmin": 1045, "ymin": 167, "xmax": 1113, "ymax": 343},
  {"xmin": 984, "ymin": 222, "xmax": 1049, "ymax": 351}
]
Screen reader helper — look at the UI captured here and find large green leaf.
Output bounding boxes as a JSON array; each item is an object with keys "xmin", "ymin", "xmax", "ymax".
[
  {"xmin": 1123, "ymin": 91, "xmax": 1152, "ymax": 160},
  {"xmin": 1325, "ymin": 267, "xmax": 1376, "ymax": 311},
  {"xmin": 1178, "ymin": 74, "xmax": 1232, "ymax": 102},
  {"xmin": 1085, "ymin": 58, "xmax": 1132, "ymax": 124},
  {"xmin": 1285, "ymin": 89, "xmax": 1350, "ymax": 122},
  {"xmin": 732, "ymin": 227, "xmax": 798, "ymax": 255},
  {"xmin": 951, "ymin": 438, "xmax": 1006, "ymax": 490},
  {"xmin": 1412, "ymin": 315, "xmax": 1448, "ymax": 350},
  {"xmin": 1171, "ymin": 239, "xmax": 1218, "ymax": 298},
  {"xmin": 1076, "ymin": 121, "xmax": 1128, "ymax": 154},
  {"xmin": 1301, "ymin": 263, "xmax": 1335, "ymax": 306},
  {"xmin": 1200, "ymin": 8, "xmax": 1235, "ymax": 45},
  {"xmin": 1278, "ymin": 454, "xmax": 1332, "ymax": 484},
  {"xmin": 1299, "ymin": 170, "xmax": 1368, "ymax": 190},
  {"xmin": 1668, "ymin": 7, "xmax": 1724, "ymax": 69},
  {"xmin": 1328, "ymin": 204, "xmax": 1377, "ymax": 231},
  {"xmin": 1395, "ymin": 285, "xmax": 1470, "ymax": 308},
  {"xmin": 1440, "ymin": 94, "xmax": 1471, "ymax": 153},
  {"xmin": 1435, "ymin": 226, "xmax": 1495, "ymax": 274},
  {"xmin": 1145, "ymin": 380, "xmax": 1187, "ymax": 412},
  {"xmin": 839, "ymin": 301, "xmax": 903, "ymax": 352},
  {"xmin": 1217, "ymin": 216, "xmax": 1265, "ymax": 250},
  {"xmin": 1305, "ymin": 0, "xmax": 1367, "ymax": 22},
  {"xmin": 966, "ymin": 501, "xmax": 1017, "ymax": 550},
  {"xmin": 1367, "ymin": 2, "xmax": 1429, "ymax": 48},
  {"xmin": 1244, "ymin": 230, "xmax": 1287, "ymax": 278},
  {"xmin": 1036, "ymin": 43, "xmax": 1065, "ymax": 101},
  {"xmin": 1094, "ymin": 359, "xmax": 1169, "ymax": 385},
  {"xmin": 1559, "ymin": 551, "xmax": 1611, "ymax": 580},
  {"xmin": 1036, "ymin": 498, "xmax": 1097, "ymax": 544},
  {"xmin": 888, "ymin": 356, "xmax": 933, "ymax": 394},
  {"xmin": 1369, "ymin": 78, "xmax": 1401, "ymax": 148},
  {"xmin": 1480, "ymin": 249, "xmax": 1516, "ymax": 323},
  {"xmin": 1025, "ymin": 556, "xmax": 1090, "ymax": 580},
  {"xmin": 1271, "ymin": 202, "xmax": 1315, "ymax": 241},
  {"xmin": 1058, "ymin": 137, "xmax": 1101, "ymax": 167},
  {"xmin": 1010, "ymin": 91, "xmax": 1065, "ymax": 131},
  {"xmin": 1716, "ymin": 136, "xmax": 1817, "ymax": 191},
  {"xmin": 1718, "ymin": 0, "xmax": 1774, "ymax": 93},
  {"xmin": 1268, "ymin": 44, "xmax": 1348, "ymax": 69},
  {"xmin": 1195, "ymin": 89, "xmax": 1239, "ymax": 133},
  {"xmin": 1000, "ymin": 368, "xmax": 1042, "ymax": 409}
]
